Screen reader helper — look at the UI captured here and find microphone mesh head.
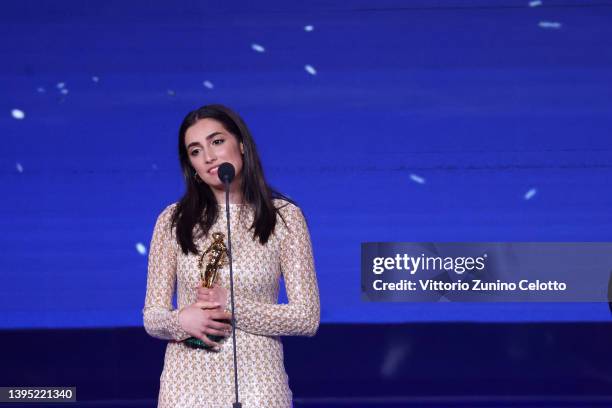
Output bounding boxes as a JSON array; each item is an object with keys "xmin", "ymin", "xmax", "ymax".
[{"xmin": 218, "ymin": 162, "xmax": 235, "ymax": 183}]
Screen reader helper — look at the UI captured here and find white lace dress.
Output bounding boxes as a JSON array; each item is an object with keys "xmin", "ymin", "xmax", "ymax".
[{"xmin": 143, "ymin": 199, "xmax": 320, "ymax": 408}]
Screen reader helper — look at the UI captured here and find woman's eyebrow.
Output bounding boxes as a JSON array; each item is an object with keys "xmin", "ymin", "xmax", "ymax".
[
  {"xmin": 206, "ymin": 131, "xmax": 223, "ymax": 140},
  {"xmin": 187, "ymin": 141, "xmax": 202, "ymax": 149},
  {"xmin": 187, "ymin": 131, "xmax": 224, "ymax": 148}
]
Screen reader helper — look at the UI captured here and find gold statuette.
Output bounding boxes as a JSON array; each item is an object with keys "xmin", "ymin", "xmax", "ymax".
[
  {"xmin": 184, "ymin": 232, "xmax": 230, "ymax": 350},
  {"xmin": 198, "ymin": 232, "xmax": 228, "ymax": 289}
]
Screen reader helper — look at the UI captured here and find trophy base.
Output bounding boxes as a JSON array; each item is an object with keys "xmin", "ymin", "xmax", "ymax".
[{"xmin": 184, "ymin": 335, "xmax": 224, "ymax": 350}]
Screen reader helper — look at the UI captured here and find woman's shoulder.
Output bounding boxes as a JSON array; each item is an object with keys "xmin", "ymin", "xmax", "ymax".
[
  {"xmin": 155, "ymin": 202, "xmax": 179, "ymax": 225},
  {"xmin": 272, "ymin": 197, "xmax": 300, "ymax": 214},
  {"xmin": 272, "ymin": 197, "xmax": 307, "ymax": 230}
]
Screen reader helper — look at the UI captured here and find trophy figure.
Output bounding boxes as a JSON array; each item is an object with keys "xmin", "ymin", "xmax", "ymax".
[{"xmin": 184, "ymin": 232, "xmax": 230, "ymax": 350}]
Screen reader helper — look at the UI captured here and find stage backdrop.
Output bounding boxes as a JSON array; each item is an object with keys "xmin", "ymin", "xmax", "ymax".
[{"xmin": 2, "ymin": 0, "xmax": 611, "ymax": 328}]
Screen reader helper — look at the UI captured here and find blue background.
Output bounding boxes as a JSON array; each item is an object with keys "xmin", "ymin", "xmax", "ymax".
[{"xmin": 2, "ymin": 0, "xmax": 611, "ymax": 328}]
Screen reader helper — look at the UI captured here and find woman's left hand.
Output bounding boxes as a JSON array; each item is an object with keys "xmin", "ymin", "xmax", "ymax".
[{"xmin": 196, "ymin": 284, "xmax": 229, "ymax": 310}]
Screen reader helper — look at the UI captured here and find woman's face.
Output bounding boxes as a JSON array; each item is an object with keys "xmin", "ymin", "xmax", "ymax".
[{"xmin": 185, "ymin": 118, "xmax": 244, "ymax": 190}]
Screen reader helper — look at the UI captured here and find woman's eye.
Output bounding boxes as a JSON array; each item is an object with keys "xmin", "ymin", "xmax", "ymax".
[
  {"xmin": 190, "ymin": 149, "xmax": 199, "ymax": 156},
  {"xmin": 212, "ymin": 139, "xmax": 224, "ymax": 146}
]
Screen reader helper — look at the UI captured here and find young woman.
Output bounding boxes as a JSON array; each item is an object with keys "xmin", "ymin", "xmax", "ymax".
[{"xmin": 143, "ymin": 104, "xmax": 320, "ymax": 407}]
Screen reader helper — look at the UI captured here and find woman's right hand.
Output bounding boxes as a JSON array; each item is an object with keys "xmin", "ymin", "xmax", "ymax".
[{"xmin": 178, "ymin": 301, "xmax": 233, "ymax": 349}]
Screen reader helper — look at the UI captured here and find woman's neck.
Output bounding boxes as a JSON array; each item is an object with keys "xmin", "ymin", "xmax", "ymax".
[{"xmin": 211, "ymin": 183, "xmax": 244, "ymax": 204}]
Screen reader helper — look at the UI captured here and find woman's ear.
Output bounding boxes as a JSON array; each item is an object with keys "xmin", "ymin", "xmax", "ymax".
[{"xmin": 240, "ymin": 142, "xmax": 244, "ymax": 155}]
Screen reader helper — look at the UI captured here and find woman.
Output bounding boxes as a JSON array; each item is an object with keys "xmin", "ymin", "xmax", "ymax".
[{"xmin": 143, "ymin": 104, "xmax": 320, "ymax": 407}]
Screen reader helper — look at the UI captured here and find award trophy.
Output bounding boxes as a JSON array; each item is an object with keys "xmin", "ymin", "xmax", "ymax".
[{"xmin": 184, "ymin": 231, "xmax": 230, "ymax": 350}]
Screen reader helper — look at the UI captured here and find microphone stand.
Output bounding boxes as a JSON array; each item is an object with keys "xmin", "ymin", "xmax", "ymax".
[{"xmin": 223, "ymin": 177, "xmax": 242, "ymax": 408}]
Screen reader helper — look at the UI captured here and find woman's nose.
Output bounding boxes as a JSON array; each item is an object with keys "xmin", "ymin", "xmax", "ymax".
[{"xmin": 204, "ymin": 148, "xmax": 216, "ymax": 163}]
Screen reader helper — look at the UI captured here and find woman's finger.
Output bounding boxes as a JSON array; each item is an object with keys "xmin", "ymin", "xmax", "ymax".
[
  {"xmin": 209, "ymin": 309, "xmax": 232, "ymax": 321},
  {"xmin": 198, "ymin": 333, "xmax": 220, "ymax": 349},
  {"xmin": 195, "ymin": 301, "xmax": 220, "ymax": 310},
  {"xmin": 207, "ymin": 319, "xmax": 232, "ymax": 332},
  {"xmin": 205, "ymin": 327, "xmax": 230, "ymax": 337}
]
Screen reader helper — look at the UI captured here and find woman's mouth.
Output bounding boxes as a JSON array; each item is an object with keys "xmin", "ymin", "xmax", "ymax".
[{"xmin": 208, "ymin": 166, "xmax": 219, "ymax": 175}]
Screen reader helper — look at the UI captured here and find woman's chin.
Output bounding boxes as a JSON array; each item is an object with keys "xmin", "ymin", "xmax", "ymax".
[{"xmin": 205, "ymin": 182, "xmax": 224, "ymax": 191}]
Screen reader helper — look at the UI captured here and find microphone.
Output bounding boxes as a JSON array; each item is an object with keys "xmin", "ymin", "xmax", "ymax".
[
  {"xmin": 218, "ymin": 162, "xmax": 235, "ymax": 184},
  {"xmin": 217, "ymin": 161, "xmax": 242, "ymax": 408}
]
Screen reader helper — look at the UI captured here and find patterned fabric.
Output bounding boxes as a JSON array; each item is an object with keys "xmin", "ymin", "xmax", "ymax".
[{"xmin": 143, "ymin": 199, "xmax": 320, "ymax": 408}]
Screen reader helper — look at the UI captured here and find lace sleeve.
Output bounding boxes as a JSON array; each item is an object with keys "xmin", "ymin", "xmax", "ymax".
[
  {"xmin": 142, "ymin": 203, "xmax": 190, "ymax": 341},
  {"xmin": 233, "ymin": 203, "xmax": 321, "ymax": 337}
]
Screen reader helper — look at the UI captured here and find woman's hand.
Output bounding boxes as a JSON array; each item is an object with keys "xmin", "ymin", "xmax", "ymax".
[
  {"xmin": 178, "ymin": 301, "xmax": 232, "ymax": 349},
  {"xmin": 196, "ymin": 284, "xmax": 229, "ymax": 310}
]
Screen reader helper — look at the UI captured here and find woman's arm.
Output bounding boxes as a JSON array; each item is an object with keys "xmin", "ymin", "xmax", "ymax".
[
  {"xmin": 142, "ymin": 203, "xmax": 191, "ymax": 341},
  {"xmin": 233, "ymin": 203, "xmax": 321, "ymax": 337}
]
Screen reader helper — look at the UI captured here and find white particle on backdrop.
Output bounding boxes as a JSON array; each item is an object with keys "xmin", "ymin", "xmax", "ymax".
[
  {"xmin": 152, "ymin": 163, "xmax": 158, "ymax": 170},
  {"xmin": 528, "ymin": 0, "xmax": 542, "ymax": 7},
  {"xmin": 37, "ymin": 87, "xmax": 46, "ymax": 93},
  {"xmin": 539, "ymin": 21, "xmax": 562, "ymax": 29},
  {"xmin": 251, "ymin": 43, "xmax": 265, "ymax": 53},
  {"xmin": 381, "ymin": 344, "xmax": 410, "ymax": 378},
  {"xmin": 305, "ymin": 65, "xmax": 317, "ymax": 75},
  {"xmin": 92, "ymin": 76, "xmax": 99, "ymax": 83},
  {"xmin": 203, "ymin": 80, "xmax": 214, "ymax": 89},
  {"xmin": 60, "ymin": 88, "xmax": 69, "ymax": 95},
  {"xmin": 136, "ymin": 242, "xmax": 147, "ymax": 255},
  {"xmin": 11, "ymin": 109, "xmax": 25, "ymax": 120},
  {"xmin": 16, "ymin": 162, "xmax": 24, "ymax": 173},
  {"xmin": 524, "ymin": 188, "xmax": 537, "ymax": 200},
  {"xmin": 409, "ymin": 173, "xmax": 426, "ymax": 184},
  {"xmin": 56, "ymin": 82, "xmax": 66, "ymax": 89},
  {"xmin": 167, "ymin": 89, "xmax": 176, "ymax": 96},
  {"xmin": 304, "ymin": 25, "xmax": 314, "ymax": 32}
]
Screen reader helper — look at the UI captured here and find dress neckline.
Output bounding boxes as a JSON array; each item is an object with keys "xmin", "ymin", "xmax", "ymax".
[{"xmin": 216, "ymin": 203, "xmax": 250, "ymax": 207}]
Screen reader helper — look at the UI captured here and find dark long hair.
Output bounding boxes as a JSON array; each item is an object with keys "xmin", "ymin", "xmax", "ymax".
[{"xmin": 171, "ymin": 104, "xmax": 292, "ymax": 255}]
